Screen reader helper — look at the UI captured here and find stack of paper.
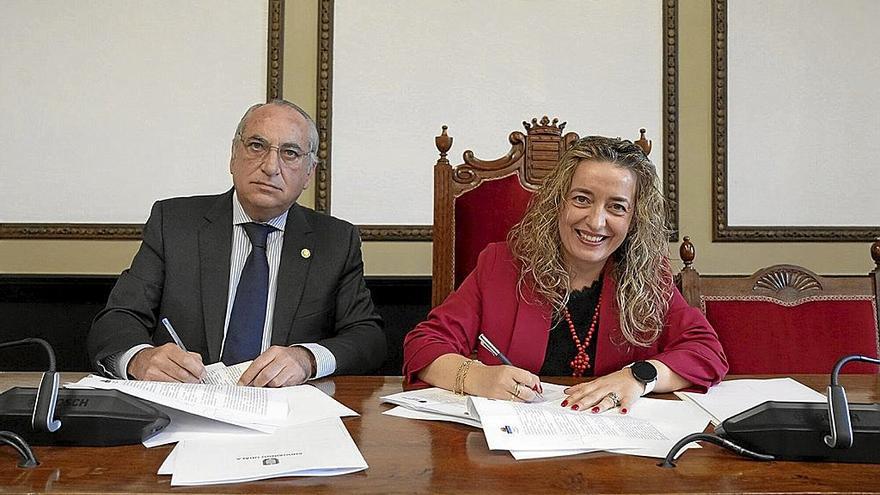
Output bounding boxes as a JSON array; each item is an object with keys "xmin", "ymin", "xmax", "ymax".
[
  {"xmin": 68, "ymin": 374, "xmax": 365, "ymax": 485},
  {"xmin": 72, "ymin": 374, "xmax": 289, "ymax": 431},
  {"xmin": 468, "ymin": 396, "xmax": 711, "ymax": 460},
  {"xmin": 144, "ymin": 383, "xmax": 358, "ymax": 447},
  {"xmin": 675, "ymin": 377, "xmax": 827, "ymax": 424},
  {"xmin": 159, "ymin": 418, "xmax": 367, "ymax": 486},
  {"xmin": 381, "ymin": 383, "xmax": 711, "ymax": 460},
  {"xmin": 380, "ymin": 383, "xmax": 569, "ymax": 428}
]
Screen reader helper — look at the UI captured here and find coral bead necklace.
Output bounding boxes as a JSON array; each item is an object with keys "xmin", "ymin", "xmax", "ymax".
[{"xmin": 563, "ymin": 293, "xmax": 601, "ymax": 377}]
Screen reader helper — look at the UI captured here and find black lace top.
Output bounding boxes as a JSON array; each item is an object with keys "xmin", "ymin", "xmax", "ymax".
[{"xmin": 539, "ymin": 279, "xmax": 602, "ymax": 376}]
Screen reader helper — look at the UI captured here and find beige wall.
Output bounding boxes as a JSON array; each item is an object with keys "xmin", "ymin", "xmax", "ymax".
[
  {"xmin": 0, "ymin": 0, "xmax": 874, "ymax": 276},
  {"xmin": 674, "ymin": 0, "xmax": 873, "ymax": 276}
]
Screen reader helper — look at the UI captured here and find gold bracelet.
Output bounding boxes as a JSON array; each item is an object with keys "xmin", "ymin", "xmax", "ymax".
[
  {"xmin": 453, "ymin": 360, "xmax": 469, "ymax": 395},
  {"xmin": 454, "ymin": 359, "xmax": 478, "ymax": 395},
  {"xmin": 462, "ymin": 359, "xmax": 475, "ymax": 394}
]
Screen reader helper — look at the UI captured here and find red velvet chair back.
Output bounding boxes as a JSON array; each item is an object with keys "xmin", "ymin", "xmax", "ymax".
[
  {"xmin": 677, "ymin": 237, "xmax": 880, "ymax": 374},
  {"xmin": 431, "ymin": 117, "xmax": 577, "ymax": 307},
  {"xmin": 431, "ymin": 118, "xmax": 652, "ymax": 307},
  {"xmin": 454, "ymin": 175, "xmax": 533, "ymax": 288}
]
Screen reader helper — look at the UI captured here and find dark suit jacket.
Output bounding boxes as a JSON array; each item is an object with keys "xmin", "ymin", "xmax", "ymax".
[
  {"xmin": 403, "ymin": 242, "xmax": 727, "ymax": 391},
  {"xmin": 88, "ymin": 190, "xmax": 386, "ymax": 375}
]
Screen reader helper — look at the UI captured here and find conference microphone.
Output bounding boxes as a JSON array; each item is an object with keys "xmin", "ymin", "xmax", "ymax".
[
  {"xmin": 822, "ymin": 355, "xmax": 879, "ymax": 448},
  {"xmin": 0, "ymin": 338, "xmax": 169, "ymax": 447},
  {"xmin": 661, "ymin": 354, "xmax": 880, "ymax": 467},
  {"xmin": 0, "ymin": 339, "xmax": 61, "ymax": 433}
]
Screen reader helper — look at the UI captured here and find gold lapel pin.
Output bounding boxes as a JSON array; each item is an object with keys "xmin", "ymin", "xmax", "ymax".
[{"xmin": 301, "ymin": 248, "xmax": 311, "ymax": 259}]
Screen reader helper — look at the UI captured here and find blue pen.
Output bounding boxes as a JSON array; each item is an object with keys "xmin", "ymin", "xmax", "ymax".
[
  {"xmin": 478, "ymin": 334, "xmax": 513, "ymax": 365},
  {"xmin": 478, "ymin": 333, "xmax": 544, "ymax": 400},
  {"xmin": 161, "ymin": 318, "xmax": 188, "ymax": 352}
]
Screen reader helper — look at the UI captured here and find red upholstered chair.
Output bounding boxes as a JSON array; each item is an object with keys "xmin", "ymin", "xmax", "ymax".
[
  {"xmin": 677, "ymin": 237, "xmax": 880, "ymax": 374},
  {"xmin": 431, "ymin": 117, "xmax": 652, "ymax": 307}
]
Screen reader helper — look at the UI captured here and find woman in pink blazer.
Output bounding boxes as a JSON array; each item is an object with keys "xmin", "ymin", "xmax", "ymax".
[{"xmin": 404, "ymin": 136, "xmax": 727, "ymax": 414}]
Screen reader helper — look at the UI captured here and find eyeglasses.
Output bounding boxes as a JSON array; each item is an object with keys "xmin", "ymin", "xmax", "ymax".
[{"xmin": 237, "ymin": 135, "xmax": 312, "ymax": 167}]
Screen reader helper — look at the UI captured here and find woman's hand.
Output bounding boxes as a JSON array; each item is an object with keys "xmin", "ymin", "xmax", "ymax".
[
  {"xmin": 466, "ymin": 363, "xmax": 542, "ymax": 402},
  {"xmin": 561, "ymin": 360, "xmax": 692, "ymax": 413},
  {"xmin": 561, "ymin": 368, "xmax": 644, "ymax": 413}
]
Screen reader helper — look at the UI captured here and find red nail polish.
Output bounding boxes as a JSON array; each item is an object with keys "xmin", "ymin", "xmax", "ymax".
[
  {"xmin": 591, "ymin": 406, "xmax": 600, "ymax": 413},
  {"xmin": 560, "ymin": 400, "xmax": 569, "ymax": 407},
  {"xmin": 571, "ymin": 404, "xmax": 580, "ymax": 411},
  {"xmin": 621, "ymin": 408, "xmax": 628, "ymax": 415}
]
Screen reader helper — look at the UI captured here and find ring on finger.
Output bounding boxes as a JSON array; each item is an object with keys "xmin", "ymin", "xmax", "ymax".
[
  {"xmin": 512, "ymin": 382, "xmax": 522, "ymax": 399},
  {"xmin": 606, "ymin": 391, "xmax": 622, "ymax": 408}
]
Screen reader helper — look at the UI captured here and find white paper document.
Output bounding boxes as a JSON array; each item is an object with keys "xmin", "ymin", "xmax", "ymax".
[
  {"xmin": 158, "ymin": 446, "xmax": 177, "ymax": 475},
  {"xmin": 203, "ymin": 361, "xmax": 251, "ymax": 385},
  {"xmin": 469, "ymin": 397, "xmax": 711, "ymax": 458},
  {"xmin": 143, "ymin": 384, "xmax": 358, "ymax": 447},
  {"xmin": 145, "ymin": 405, "xmax": 261, "ymax": 447},
  {"xmin": 675, "ymin": 377, "xmax": 826, "ymax": 424},
  {"xmin": 380, "ymin": 382, "xmax": 569, "ymax": 426},
  {"xmin": 380, "ymin": 387, "xmax": 474, "ymax": 423},
  {"xmin": 509, "ymin": 442, "xmax": 698, "ymax": 461},
  {"xmin": 162, "ymin": 417, "xmax": 368, "ymax": 486},
  {"xmin": 71, "ymin": 374, "xmax": 288, "ymax": 431},
  {"xmin": 383, "ymin": 405, "xmax": 482, "ymax": 428}
]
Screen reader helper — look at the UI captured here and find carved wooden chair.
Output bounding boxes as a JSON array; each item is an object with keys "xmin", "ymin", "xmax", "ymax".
[
  {"xmin": 677, "ymin": 237, "xmax": 880, "ymax": 374},
  {"xmin": 431, "ymin": 117, "xmax": 651, "ymax": 307}
]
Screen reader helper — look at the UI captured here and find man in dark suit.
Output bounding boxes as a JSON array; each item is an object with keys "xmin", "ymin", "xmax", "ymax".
[{"xmin": 87, "ymin": 100, "xmax": 385, "ymax": 387}]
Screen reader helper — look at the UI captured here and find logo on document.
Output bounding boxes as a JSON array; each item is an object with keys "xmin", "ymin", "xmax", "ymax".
[
  {"xmin": 501, "ymin": 425, "xmax": 515, "ymax": 434},
  {"xmin": 262, "ymin": 458, "xmax": 279, "ymax": 466}
]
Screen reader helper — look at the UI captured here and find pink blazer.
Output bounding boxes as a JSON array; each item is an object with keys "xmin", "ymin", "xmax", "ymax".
[{"xmin": 404, "ymin": 242, "xmax": 728, "ymax": 391}]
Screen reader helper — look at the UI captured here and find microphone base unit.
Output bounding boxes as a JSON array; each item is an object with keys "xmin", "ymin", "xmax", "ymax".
[
  {"xmin": 717, "ymin": 401, "xmax": 880, "ymax": 463},
  {"xmin": 0, "ymin": 388, "xmax": 169, "ymax": 446}
]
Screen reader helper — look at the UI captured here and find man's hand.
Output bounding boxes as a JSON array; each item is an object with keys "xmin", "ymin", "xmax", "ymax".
[
  {"xmin": 238, "ymin": 346, "xmax": 316, "ymax": 387},
  {"xmin": 127, "ymin": 343, "xmax": 206, "ymax": 382}
]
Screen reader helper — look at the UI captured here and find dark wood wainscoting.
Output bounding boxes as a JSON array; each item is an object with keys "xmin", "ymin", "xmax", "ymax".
[{"xmin": 0, "ymin": 275, "xmax": 431, "ymax": 375}]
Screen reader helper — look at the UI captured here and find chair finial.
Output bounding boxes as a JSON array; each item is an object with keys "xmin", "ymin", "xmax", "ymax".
[
  {"xmin": 871, "ymin": 238, "xmax": 880, "ymax": 268},
  {"xmin": 435, "ymin": 125, "xmax": 453, "ymax": 160},
  {"xmin": 680, "ymin": 236, "xmax": 695, "ymax": 267},
  {"xmin": 635, "ymin": 128, "xmax": 652, "ymax": 156}
]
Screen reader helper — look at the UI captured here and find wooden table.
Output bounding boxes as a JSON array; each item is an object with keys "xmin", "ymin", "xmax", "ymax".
[{"xmin": 1, "ymin": 373, "xmax": 879, "ymax": 494}]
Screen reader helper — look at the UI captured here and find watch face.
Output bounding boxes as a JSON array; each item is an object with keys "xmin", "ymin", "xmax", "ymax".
[{"xmin": 632, "ymin": 361, "xmax": 658, "ymax": 382}]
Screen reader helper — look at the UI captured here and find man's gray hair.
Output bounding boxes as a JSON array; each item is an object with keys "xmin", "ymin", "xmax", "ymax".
[{"xmin": 234, "ymin": 99, "xmax": 320, "ymax": 168}]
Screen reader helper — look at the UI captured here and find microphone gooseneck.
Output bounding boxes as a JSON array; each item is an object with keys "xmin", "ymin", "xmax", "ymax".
[
  {"xmin": 0, "ymin": 337, "xmax": 64, "ymax": 467},
  {"xmin": 0, "ymin": 338, "xmax": 56, "ymax": 372},
  {"xmin": 0, "ymin": 338, "xmax": 62, "ymax": 433},
  {"xmin": 824, "ymin": 355, "xmax": 880, "ymax": 449}
]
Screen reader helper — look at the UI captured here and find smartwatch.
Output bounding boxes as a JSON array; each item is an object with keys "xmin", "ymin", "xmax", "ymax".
[{"xmin": 628, "ymin": 361, "xmax": 658, "ymax": 396}]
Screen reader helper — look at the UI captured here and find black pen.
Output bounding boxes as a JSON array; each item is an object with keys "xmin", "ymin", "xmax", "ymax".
[{"xmin": 477, "ymin": 333, "xmax": 544, "ymax": 400}]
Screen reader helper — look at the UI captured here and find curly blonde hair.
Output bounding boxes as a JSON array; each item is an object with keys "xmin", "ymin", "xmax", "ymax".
[{"xmin": 508, "ymin": 136, "xmax": 673, "ymax": 347}]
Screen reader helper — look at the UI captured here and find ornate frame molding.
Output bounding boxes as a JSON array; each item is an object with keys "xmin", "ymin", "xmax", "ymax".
[
  {"xmin": 266, "ymin": 0, "xmax": 284, "ymax": 100},
  {"xmin": 0, "ymin": 0, "xmax": 285, "ymax": 240},
  {"xmin": 317, "ymin": 0, "xmax": 679, "ymax": 242},
  {"xmin": 711, "ymin": 0, "xmax": 879, "ymax": 242},
  {"xmin": 315, "ymin": 0, "xmax": 333, "ymax": 215},
  {"xmin": 663, "ymin": 0, "xmax": 680, "ymax": 241}
]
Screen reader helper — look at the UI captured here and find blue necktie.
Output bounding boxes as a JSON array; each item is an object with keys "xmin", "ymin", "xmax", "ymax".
[{"xmin": 222, "ymin": 222, "xmax": 275, "ymax": 365}]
